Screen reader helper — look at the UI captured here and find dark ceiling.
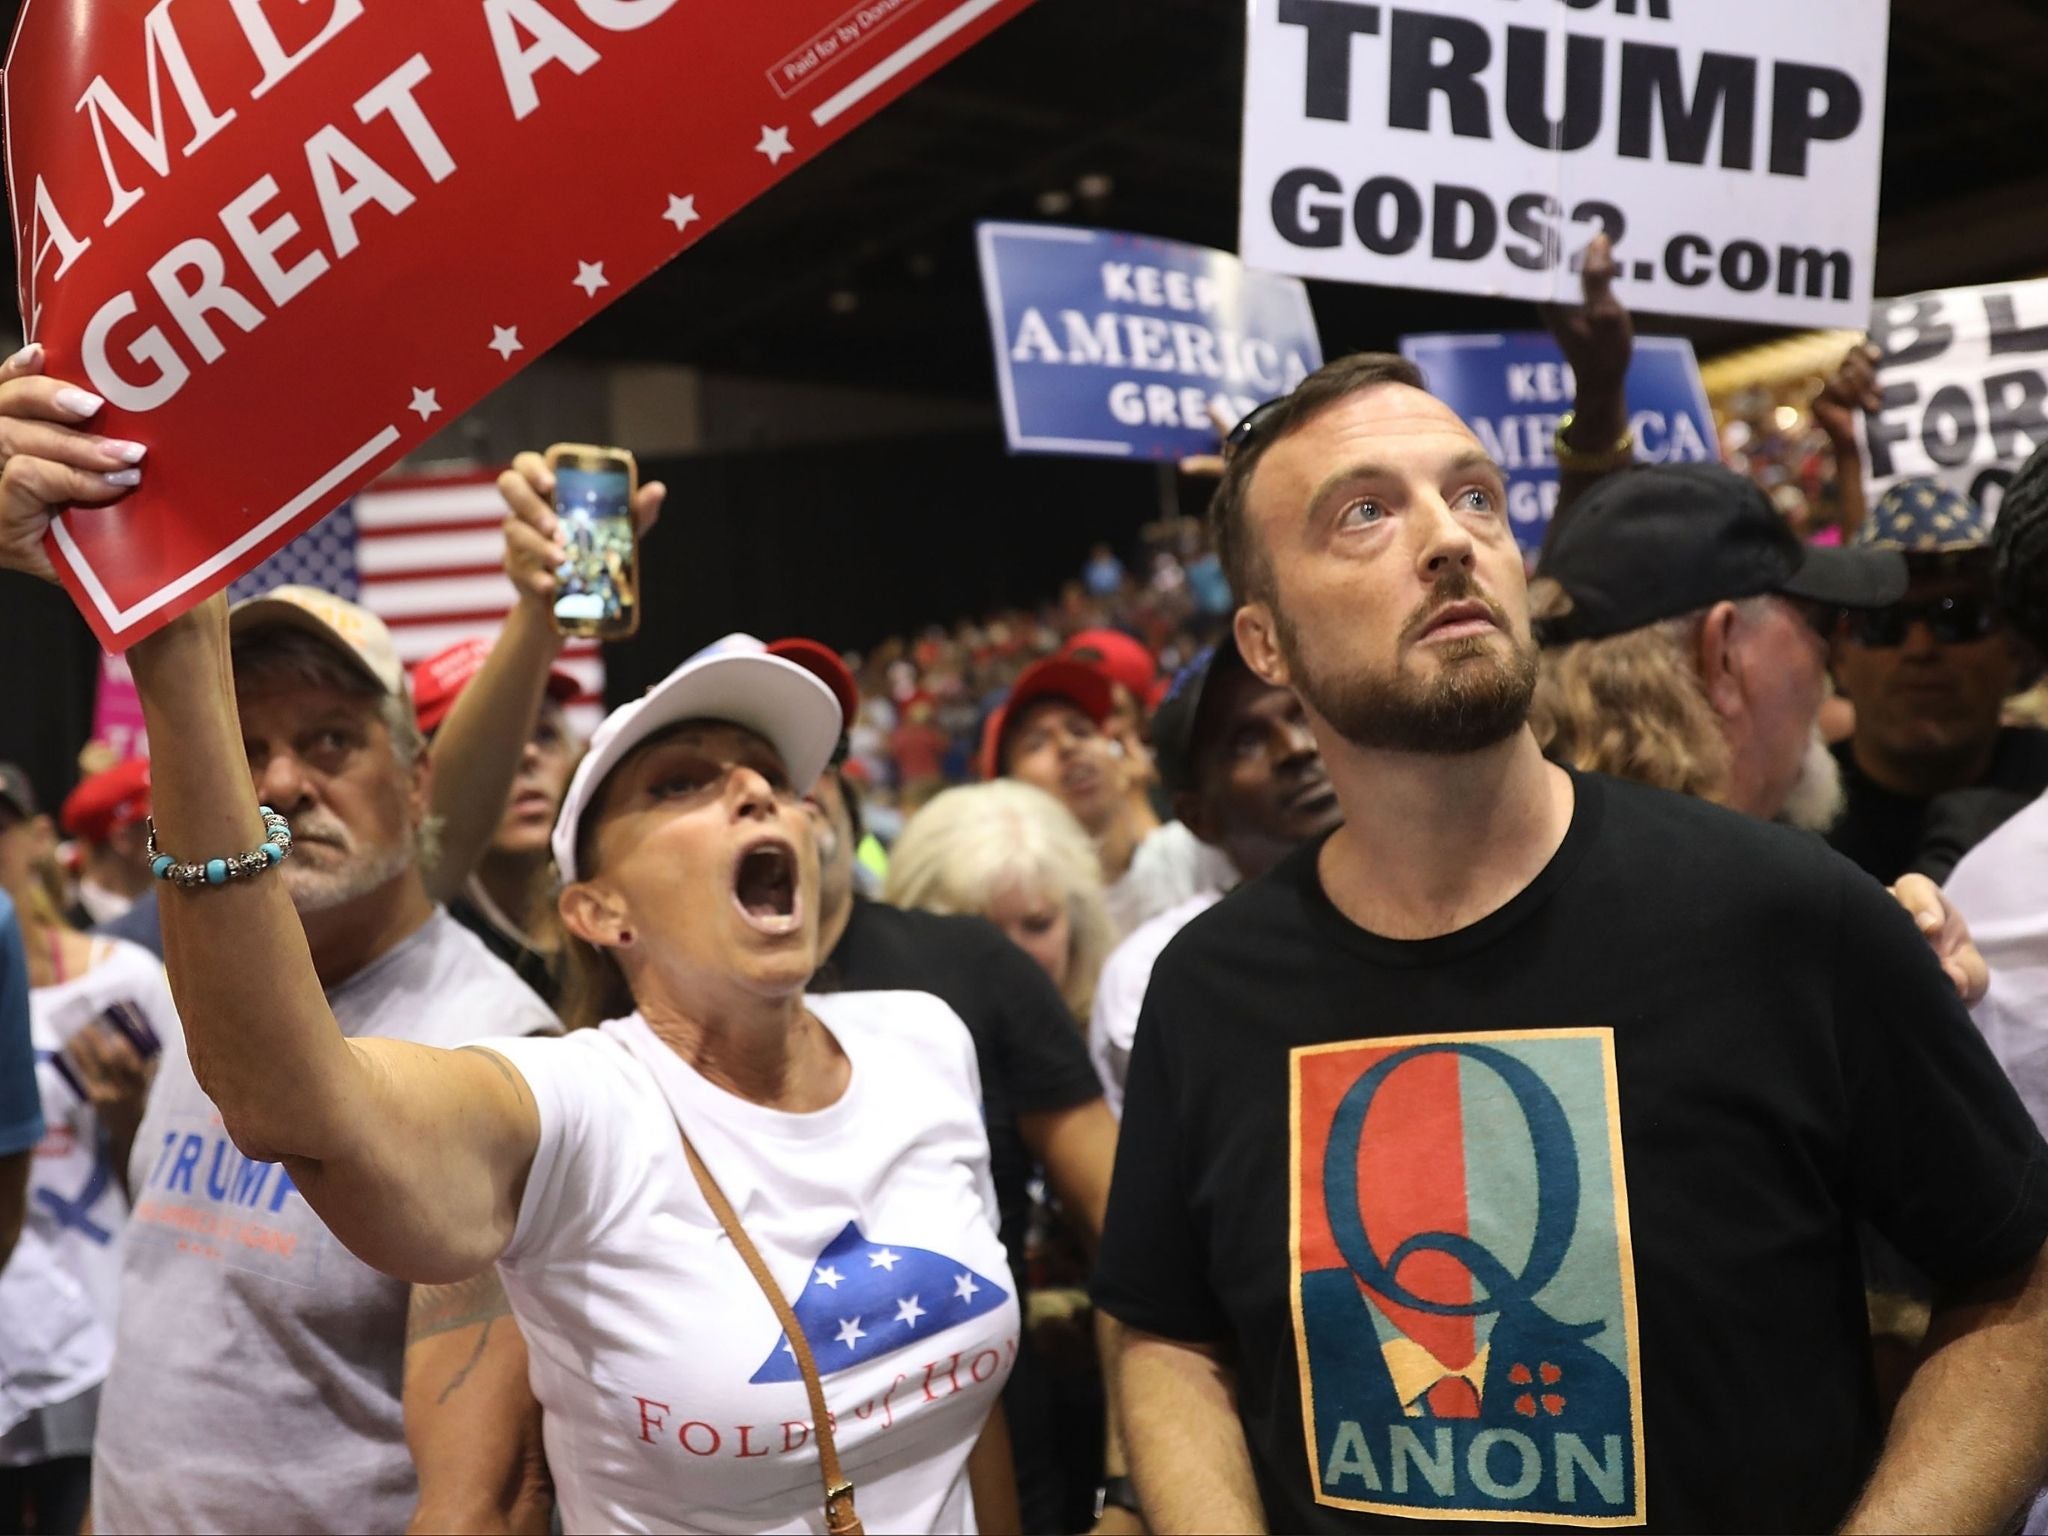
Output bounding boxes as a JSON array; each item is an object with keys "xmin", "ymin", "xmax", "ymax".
[{"xmin": 7, "ymin": 0, "xmax": 2047, "ymax": 397}]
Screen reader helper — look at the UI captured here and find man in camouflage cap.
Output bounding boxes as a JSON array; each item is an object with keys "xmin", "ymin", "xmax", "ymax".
[{"xmin": 1828, "ymin": 478, "xmax": 2048, "ymax": 882}]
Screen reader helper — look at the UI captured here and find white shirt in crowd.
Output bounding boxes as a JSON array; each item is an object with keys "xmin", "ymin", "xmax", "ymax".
[
  {"xmin": 0, "ymin": 1240, "xmax": 105, "ymax": 1451},
  {"xmin": 482, "ymin": 989, "xmax": 1019, "ymax": 1536},
  {"xmin": 1102, "ymin": 820, "xmax": 1234, "ymax": 940},
  {"xmin": 1089, "ymin": 890, "xmax": 1223, "ymax": 1118},
  {"xmin": 1948, "ymin": 794, "xmax": 2048, "ymax": 1130},
  {"xmin": 1, "ymin": 937, "xmax": 177, "ymax": 1466},
  {"xmin": 91, "ymin": 909, "xmax": 558, "ymax": 1535},
  {"xmin": 26, "ymin": 938, "xmax": 178, "ymax": 1323}
]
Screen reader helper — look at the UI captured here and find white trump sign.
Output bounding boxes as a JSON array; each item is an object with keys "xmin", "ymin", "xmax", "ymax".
[{"xmin": 1239, "ymin": 0, "xmax": 1890, "ymax": 328}]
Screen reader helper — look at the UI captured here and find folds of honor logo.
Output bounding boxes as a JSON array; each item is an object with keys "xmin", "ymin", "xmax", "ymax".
[{"xmin": 1291, "ymin": 1029, "xmax": 1646, "ymax": 1525}]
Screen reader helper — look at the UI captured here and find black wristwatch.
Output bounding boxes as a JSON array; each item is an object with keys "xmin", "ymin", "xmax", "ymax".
[{"xmin": 1095, "ymin": 1475, "xmax": 1141, "ymax": 1518}]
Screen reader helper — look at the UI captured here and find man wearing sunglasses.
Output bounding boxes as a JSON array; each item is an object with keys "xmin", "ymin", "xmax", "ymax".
[
  {"xmin": 1827, "ymin": 479, "xmax": 2048, "ymax": 884},
  {"xmin": 1093, "ymin": 353, "xmax": 2048, "ymax": 1535}
]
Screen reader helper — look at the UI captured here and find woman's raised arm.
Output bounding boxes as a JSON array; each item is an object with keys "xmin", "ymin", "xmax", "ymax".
[{"xmin": 0, "ymin": 350, "xmax": 539, "ymax": 1283}]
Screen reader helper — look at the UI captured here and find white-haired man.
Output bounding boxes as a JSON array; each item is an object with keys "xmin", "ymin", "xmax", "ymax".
[{"xmin": 88, "ymin": 586, "xmax": 558, "ymax": 1532}]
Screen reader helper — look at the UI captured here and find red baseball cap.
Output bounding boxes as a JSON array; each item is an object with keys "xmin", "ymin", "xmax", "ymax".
[
  {"xmin": 411, "ymin": 638, "xmax": 581, "ymax": 735},
  {"xmin": 978, "ymin": 656, "xmax": 1115, "ymax": 780},
  {"xmin": 61, "ymin": 758, "xmax": 151, "ymax": 844},
  {"xmin": 766, "ymin": 638, "xmax": 860, "ymax": 735},
  {"xmin": 1061, "ymin": 628, "xmax": 1157, "ymax": 702}
]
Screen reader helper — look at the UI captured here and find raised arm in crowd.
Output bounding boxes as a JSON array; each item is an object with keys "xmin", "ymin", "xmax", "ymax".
[{"xmin": 0, "ymin": 348, "xmax": 1024, "ymax": 1533}]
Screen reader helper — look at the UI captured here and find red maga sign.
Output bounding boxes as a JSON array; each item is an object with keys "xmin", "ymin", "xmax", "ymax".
[{"xmin": 6, "ymin": 0, "xmax": 1032, "ymax": 649}]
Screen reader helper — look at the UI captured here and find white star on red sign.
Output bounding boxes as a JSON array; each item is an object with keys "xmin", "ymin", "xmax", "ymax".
[
  {"xmin": 488, "ymin": 326, "xmax": 522, "ymax": 361},
  {"xmin": 664, "ymin": 194, "xmax": 700, "ymax": 233},
  {"xmin": 755, "ymin": 125, "xmax": 793, "ymax": 164},
  {"xmin": 574, "ymin": 261, "xmax": 608, "ymax": 297},
  {"xmin": 409, "ymin": 388, "xmax": 440, "ymax": 421}
]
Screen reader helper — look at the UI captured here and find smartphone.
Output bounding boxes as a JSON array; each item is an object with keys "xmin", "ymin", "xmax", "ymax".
[
  {"xmin": 50, "ymin": 1000, "xmax": 162, "ymax": 1104},
  {"xmin": 545, "ymin": 443, "xmax": 640, "ymax": 641}
]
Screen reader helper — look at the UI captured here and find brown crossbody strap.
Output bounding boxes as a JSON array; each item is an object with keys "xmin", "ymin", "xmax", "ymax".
[{"xmin": 679, "ymin": 1128, "xmax": 865, "ymax": 1536}]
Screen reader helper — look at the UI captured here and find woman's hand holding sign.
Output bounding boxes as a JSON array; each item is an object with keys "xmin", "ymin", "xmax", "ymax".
[{"xmin": 0, "ymin": 345, "xmax": 150, "ymax": 583}]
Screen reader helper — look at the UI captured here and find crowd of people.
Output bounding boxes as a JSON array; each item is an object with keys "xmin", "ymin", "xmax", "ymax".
[{"xmin": 3, "ymin": 238, "xmax": 2048, "ymax": 1536}]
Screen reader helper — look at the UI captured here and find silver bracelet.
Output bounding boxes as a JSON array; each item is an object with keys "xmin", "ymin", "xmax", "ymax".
[{"xmin": 148, "ymin": 807, "xmax": 293, "ymax": 890}]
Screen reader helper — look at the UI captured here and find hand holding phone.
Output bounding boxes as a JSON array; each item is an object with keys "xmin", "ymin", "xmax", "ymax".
[{"xmin": 545, "ymin": 443, "xmax": 641, "ymax": 641}]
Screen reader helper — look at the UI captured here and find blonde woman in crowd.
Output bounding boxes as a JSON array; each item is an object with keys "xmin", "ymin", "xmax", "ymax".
[
  {"xmin": 882, "ymin": 781, "xmax": 1136, "ymax": 1533},
  {"xmin": 884, "ymin": 781, "xmax": 1113, "ymax": 1023}
]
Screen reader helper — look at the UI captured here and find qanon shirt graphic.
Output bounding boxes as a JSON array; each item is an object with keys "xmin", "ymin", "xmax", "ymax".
[{"xmin": 1290, "ymin": 1029, "xmax": 1646, "ymax": 1525}]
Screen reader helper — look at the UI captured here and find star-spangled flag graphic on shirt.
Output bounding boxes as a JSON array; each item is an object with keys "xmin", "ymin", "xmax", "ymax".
[
  {"xmin": 224, "ymin": 474, "xmax": 604, "ymax": 738},
  {"xmin": 750, "ymin": 1221, "xmax": 1009, "ymax": 1384}
]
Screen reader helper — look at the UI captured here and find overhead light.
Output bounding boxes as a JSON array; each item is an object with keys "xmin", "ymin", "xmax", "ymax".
[
  {"xmin": 1036, "ymin": 189, "xmax": 1073, "ymax": 216},
  {"xmin": 1773, "ymin": 405, "xmax": 1801, "ymax": 430},
  {"xmin": 1076, "ymin": 172, "xmax": 1114, "ymax": 200}
]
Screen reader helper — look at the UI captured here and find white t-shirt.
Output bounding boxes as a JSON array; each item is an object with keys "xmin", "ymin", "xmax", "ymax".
[
  {"xmin": 27, "ymin": 937, "xmax": 179, "ymax": 1325},
  {"xmin": 1089, "ymin": 890, "xmax": 1222, "ymax": 1118},
  {"xmin": 1102, "ymin": 820, "xmax": 1234, "ymax": 939},
  {"xmin": 92, "ymin": 909, "xmax": 558, "ymax": 1535},
  {"xmin": 0, "ymin": 1239, "xmax": 107, "ymax": 1447},
  {"xmin": 482, "ymin": 989, "xmax": 1019, "ymax": 1536},
  {"xmin": 1948, "ymin": 794, "xmax": 2048, "ymax": 1129},
  {"xmin": 1, "ymin": 937, "xmax": 175, "ymax": 1463}
]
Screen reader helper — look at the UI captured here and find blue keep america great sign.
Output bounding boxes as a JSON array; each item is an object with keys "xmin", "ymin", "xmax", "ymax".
[
  {"xmin": 977, "ymin": 222, "xmax": 1323, "ymax": 459},
  {"xmin": 1400, "ymin": 332, "xmax": 1718, "ymax": 556}
]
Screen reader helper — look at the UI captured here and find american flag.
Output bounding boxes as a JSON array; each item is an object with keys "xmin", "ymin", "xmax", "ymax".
[
  {"xmin": 227, "ymin": 473, "xmax": 605, "ymax": 737},
  {"xmin": 748, "ymin": 1219, "xmax": 1009, "ymax": 1384}
]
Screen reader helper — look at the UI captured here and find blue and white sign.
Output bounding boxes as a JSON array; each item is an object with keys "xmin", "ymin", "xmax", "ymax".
[
  {"xmin": 1399, "ymin": 332, "xmax": 1719, "ymax": 554},
  {"xmin": 977, "ymin": 222, "xmax": 1323, "ymax": 459}
]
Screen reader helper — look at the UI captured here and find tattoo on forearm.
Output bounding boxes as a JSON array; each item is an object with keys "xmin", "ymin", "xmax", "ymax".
[
  {"xmin": 460, "ymin": 1046, "xmax": 533, "ymax": 1108},
  {"xmin": 435, "ymin": 1318, "xmax": 494, "ymax": 1406},
  {"xmin": 407, "ymin": 1268, "xmax": 514, "ymax": 1344}
]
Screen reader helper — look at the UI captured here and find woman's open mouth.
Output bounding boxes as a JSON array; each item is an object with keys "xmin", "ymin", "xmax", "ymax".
[{"xmin": 731, "ymin": 838, "xmax": 802, "ymax": 936}]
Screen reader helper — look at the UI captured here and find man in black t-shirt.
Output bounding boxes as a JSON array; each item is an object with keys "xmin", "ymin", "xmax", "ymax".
[{"xmin": 1093, "ymin": 353, "xmax": 2048, "ymax": 1534}]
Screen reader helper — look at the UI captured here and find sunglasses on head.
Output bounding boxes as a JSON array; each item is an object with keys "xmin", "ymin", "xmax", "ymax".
[
  {"xmin": 1846, "ymin": 595, "xmax": 1999, "ymax": 649},
  {"xmin": 1223, "ymin": 397, "xmax": 1289, "ymax": 460}
]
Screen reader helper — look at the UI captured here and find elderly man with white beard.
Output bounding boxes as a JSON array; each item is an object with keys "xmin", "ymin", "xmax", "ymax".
[
  {"xmin": 84, "ymin": 586, "xmax": 559, "ymax": 1534},
  {"xmin": 1532, "ymin": 462, "xmax": 1895, "ymax": 831},
  {"xmin": 1530, "ymin": 463, "xmax": 1988, "ymax": 1002}
]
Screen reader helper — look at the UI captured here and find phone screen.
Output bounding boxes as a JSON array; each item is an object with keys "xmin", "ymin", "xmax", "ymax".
[{"xmin": 553, "ymin": 462, "xmax": 637, "ymax": 633}]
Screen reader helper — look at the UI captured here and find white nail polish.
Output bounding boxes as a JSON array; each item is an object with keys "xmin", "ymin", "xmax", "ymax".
[
  {"xmin": 107, "ymin": 440, "xmax": 147, "ymax": 466},
  {"xmin": 102, "ymin": 468, "xmax": 141, "ymax": 488},
  {"xmin": 8, "ymin": 342, "xmax": 44, "ymax": 370},
  {"xmin": 56, "ymin": 387, "xmax": 105, "ymax": 417}
]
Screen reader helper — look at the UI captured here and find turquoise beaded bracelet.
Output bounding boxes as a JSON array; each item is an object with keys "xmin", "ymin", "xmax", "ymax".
[{"xmin": 147, "ymin": 807, "xmax": 294, "ymax": 890}]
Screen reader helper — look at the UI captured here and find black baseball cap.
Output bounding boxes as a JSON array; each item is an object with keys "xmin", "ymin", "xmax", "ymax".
[
  {"xmin": 1538, "ymin": 463, "xmax": 1906, "ymax": 645},
  {"xmin": 1150, "ymin": 634, "xmax": 1248, "ymax": 798}
]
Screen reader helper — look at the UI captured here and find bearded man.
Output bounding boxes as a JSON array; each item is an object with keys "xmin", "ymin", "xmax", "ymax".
[
  {"xmin": 1091, "ymin": 355, "xmax": 2048, "ymax": 1535},
  {"xmin": 88, "ymin": 588, "xmax": 557, "ymax": 1533}
]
